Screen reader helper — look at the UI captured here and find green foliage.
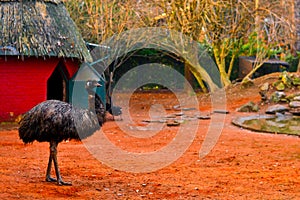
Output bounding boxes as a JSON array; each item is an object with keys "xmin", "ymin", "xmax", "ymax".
[
  {"xmin": 284, "ymin": 51, "xmax": 300, "ymax": 72},
  {"xmin": 240, "ymin": 32, "xmax": 283, "ymax": 58}
]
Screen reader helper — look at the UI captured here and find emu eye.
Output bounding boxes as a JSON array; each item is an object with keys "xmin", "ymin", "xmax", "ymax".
[{"xmin": 87, "ymin": 82, "xmax": 91, "ymax": 87}]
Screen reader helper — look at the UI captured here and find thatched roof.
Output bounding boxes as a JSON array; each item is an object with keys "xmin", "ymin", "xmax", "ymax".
[{"xmin": 0, "ymin": 0, "xmax": 91, "ymax": 61}]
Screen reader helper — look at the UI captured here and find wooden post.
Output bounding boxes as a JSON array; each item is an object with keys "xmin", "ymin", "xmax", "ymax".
[
  {"xmin": 296, "ymin": 0, "xmax": 300, "ymax": 51},
  {"xmin": 295, "ymin": 0, "xmax": 300, "ymax": 72}
]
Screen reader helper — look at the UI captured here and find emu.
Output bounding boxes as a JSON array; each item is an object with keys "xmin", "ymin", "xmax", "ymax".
[
  {"xmin": 106, "ymin": 103, "xmax": 122, "ymax": 120},
  {"xmin": 18, "ymin": 80, "xmax": 105, "ymax": 185}
]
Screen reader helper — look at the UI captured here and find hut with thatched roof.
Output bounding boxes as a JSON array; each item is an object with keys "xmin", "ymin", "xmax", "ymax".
[{"xmin": 0, "ymin": 0, "xmax": 91, "ymax": 121}]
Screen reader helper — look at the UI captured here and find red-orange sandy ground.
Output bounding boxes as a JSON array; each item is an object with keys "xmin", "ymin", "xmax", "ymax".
[{"xmin": 1, "ymin": 78, "xmax": 299, "ymax": 199}]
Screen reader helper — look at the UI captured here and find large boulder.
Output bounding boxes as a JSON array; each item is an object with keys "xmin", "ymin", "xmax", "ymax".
[{"xmin": 265, "ymin": 104, "xmax": 289, "ymax": 114}]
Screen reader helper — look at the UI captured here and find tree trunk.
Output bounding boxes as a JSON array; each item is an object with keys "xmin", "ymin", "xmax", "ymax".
[
  {"xmin": 213, "ymin": 48, "xmax": 231, "ymax": 87},
  {"xmin": 185, "ymin": 61, "xmax": 208, "ymax": 93},
  {"xmin": 184, "ymin": 62, "xmax": 194, "ymax": 91}
]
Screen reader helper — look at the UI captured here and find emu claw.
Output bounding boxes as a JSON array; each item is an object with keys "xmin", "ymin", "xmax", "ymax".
[
  {"xmin": 46, "ymin": 176, "xmax": 57, "ymax": 182},
  {"xmin": 57, "ymin": 180, "xmax": 72, "ymax": 186}
]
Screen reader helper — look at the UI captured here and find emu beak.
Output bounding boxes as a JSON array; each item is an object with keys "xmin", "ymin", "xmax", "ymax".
[{"xmin": 96, "ymin": 82, "xmax": 102, "ymax": 87}]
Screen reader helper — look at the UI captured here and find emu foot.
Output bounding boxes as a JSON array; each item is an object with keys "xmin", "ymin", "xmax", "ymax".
[
  {"xmin": 46, "ymin": 176, "xmax": 72, "ymax": 186},
  {"xmin": 46, "ymin": 176, "xmax": 57, "ymax": 182},
  {"xmin": 57, "ymin": 179, "xmax": 72, "ymax": 186}
]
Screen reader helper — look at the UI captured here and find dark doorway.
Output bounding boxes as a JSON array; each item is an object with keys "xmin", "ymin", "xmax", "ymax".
[{"xmin": 47, "ymin": 62, "xmax": 67, "ymax": 101}]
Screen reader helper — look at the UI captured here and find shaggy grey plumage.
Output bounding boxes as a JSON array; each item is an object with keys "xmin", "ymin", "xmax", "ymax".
[{"xmin": 18, "ymin": 80, "xmax": 105, "ymax": 185}]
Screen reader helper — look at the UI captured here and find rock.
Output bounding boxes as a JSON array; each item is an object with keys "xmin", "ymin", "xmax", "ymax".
[
  {"xmin": 272, "ymin": 80, "xmax": 281, "ymax": 88},
  {"xmin": 292, "ymin": 77, "xmax": 300, "ymax": 86},
  {"xmin": 142, "ymin": 119, "xmax": 167, "ymax": 123},
  {"xmin": 213, "ymin": 110, "xmax": 230, "ymax": 114},
  {"xmin": 182, "ymin": 107, "xmax": 196, "ymax": 111},
  {"xmin": 290, "ymin": 108, "xmax": 300, "ymax": 115},
  {"xmin": 166, "ymin": 121, "xmax": 180, "ymax": 126},
  {"xmin": 281, "ymin": 71, "xmax": 292, "ymax": 88},
  {"xmin": 197, "ymin": 115, "xmax": 211, "ymax": 120},
  {"xmin": 173, "ymin": 105, "xmax": 181, "ymax": 110},
  {"xmin": 175, "ymin": 112, "xmax": 184, "ymax": 116},
  {"xmin": 286, "ymin": 93, "xmax": 300, "ymax": 101},
  {"xmin": 293, "ymin": 96, "xmax": 300, "ymax": 101},
  {"xmin": 289, "ymin": 101, "xmax": 300, "ymax": 108},
  {"xmin": 259, "ymin": 90, "xmax": 268, "ymax": 102},
  {"xmin": 260, "ymin": 82, "xmax": 269, "ymax": 91},
  {"xmin": 276, "ymin": 82, "xmax": 285, "ymax": 91},
  {"xmin": 175, "ymin": 119, "xmax": 184, "ymax": 123},
  {"xmin": 236, "ymin": 101, "xmax": 259, "ymax": 112},
  {"xmin": 275, "ymin": 91, "xmax": 286, "ymax": 98},
  {"xmin": 182, "ymin": 116, "xmax": 197, "ymax": 121},
  {"xmin": 270, "ymin": 91, "xmax": 286, "ymax": 103},
  {"xmin": 165, "ymin": 114, "xmax": 177, "ymax": 118},
  {"xmin": 241, "ymin": 77, "xmax": 254, "ymax": 88},
  {"xmin": 275, "ymin": 112, "xmax": 293, "ymax": 122},
  {"xmin": 252, "ymin": 104, "xmax": 260, "ymax": 112},
  {"xmin": 265, "ymin": 104, "xmax": 289, "ymax": 114},
  {"xmin": 286, "ymin": 94, "xmax": 296, "ymax": 101}
]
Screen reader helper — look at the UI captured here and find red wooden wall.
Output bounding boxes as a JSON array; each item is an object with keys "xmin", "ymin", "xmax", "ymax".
[{"xmin": 0, "ymin": 56, "xmax": 79, "ymax": 121}]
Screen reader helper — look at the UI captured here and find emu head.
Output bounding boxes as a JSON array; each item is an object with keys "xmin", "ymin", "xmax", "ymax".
[{"xmin": 85, "ymin": 80, "xmax": 101, "ymax": 92}]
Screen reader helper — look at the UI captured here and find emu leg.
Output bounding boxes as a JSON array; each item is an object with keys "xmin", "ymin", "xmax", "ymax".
[
  {"xmin": 45, "ymin": 146, "xmax": 56, "ymax": 182},
  {"xmin": 47, "ymin": 141, "xmax": 72, "ymax": 186}
]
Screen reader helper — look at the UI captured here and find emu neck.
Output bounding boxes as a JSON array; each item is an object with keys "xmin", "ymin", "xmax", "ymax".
[{"xmin": 87, "ymin": 90, "xmax": 96, "ymax": 111}]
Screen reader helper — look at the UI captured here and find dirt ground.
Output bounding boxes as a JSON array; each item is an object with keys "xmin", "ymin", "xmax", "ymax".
[{"xmin": 1, "ymin": 73, "xmax": 300, "ymax": 199}]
